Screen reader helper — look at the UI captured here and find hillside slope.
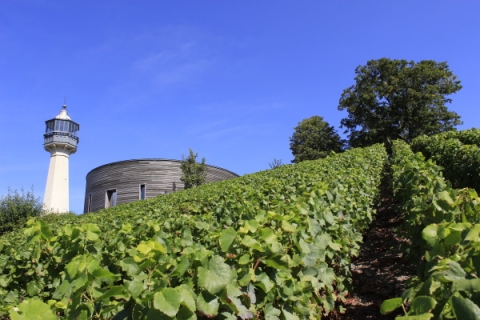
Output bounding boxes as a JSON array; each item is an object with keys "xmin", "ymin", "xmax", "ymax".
[{"xmin": 0, "ymin": 145, "xmax": 387, "ymax": 319}]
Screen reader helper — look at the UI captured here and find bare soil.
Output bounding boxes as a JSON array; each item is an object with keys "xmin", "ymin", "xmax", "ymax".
[{"xmin": 330, "ymin": 179, "xmax": 416, "ymax": 319}]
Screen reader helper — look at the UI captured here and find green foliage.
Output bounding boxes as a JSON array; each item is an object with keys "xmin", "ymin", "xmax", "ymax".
[
  {"xmin": 338, "ymin": 58, "xmax": 463, "ymax": 148},
  {"xmin": 0, "ymin": 144, "xmax": 387, "ymax": 319},
  {"xmin": 383, "ymin": 140, "xmax": 480, "ymax": 319},
  {"xmin": 411, "ymin": 130, "xmax": 480, "ymax": 192},
  {"xmin": 380, "ymin": 298, "xmax": 404, "ymax": 315},
  {"xmin": 0, "ymin": 188, "xmax": 43, "ymax": 235},
  {"xmin": 422, "ymin": 128, "xmax": 480, "ymax": 146},
  {"xmin": 289, "ymin": 116, "xmax": 344, "ymax": 163},
  {"xmin": 180, "ymin": 148, "xmax": 207, "ymax": 189},
  {"xmin": 9, "ymin": 298, "xmax": 57, "ymax": 320},
  {"xmin": 391, "ymin": 140, "xmax": 480, "ymax": 257}
]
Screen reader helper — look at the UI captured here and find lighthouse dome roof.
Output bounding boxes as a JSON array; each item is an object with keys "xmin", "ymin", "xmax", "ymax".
[{"xmin": 55, "ymin": 105, "xmax": 72, "ymax": 120}]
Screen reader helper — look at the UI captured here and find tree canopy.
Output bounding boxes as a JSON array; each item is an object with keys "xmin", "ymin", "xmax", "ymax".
[
  {"xmin": 289, "ymin": 116, "xmax": 344, "ymax": 163},
  {"xmin": 338, "ymin": 58, "xmax": 463, "ymax": 148},
  {"xmin": 180, "ymin": 149, "xmax": 207, "ymax": 189}
]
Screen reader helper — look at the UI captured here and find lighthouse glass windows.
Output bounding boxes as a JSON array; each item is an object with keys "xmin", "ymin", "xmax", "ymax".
[
  {"xmin": 45, "ymin": 119, "xmax": 79, "ymax": 136},
  {"xmin": 45, "ymin": 120, "xmax": 55, "ymax": 133}
]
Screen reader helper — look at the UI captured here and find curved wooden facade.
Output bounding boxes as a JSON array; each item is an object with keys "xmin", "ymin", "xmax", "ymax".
[{"xmin": 83, "ymin": 159, "xmax": 238, "ymax": 213}]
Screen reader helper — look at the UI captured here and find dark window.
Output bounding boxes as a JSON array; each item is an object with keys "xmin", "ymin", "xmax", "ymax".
[
  {"xmin": 87, "ymin": 194, "xmax": 92, "ymax": 212},
  {"xmin": 140, "ymin": 184, "xmax": 146, "ymax": 200},
  {"xmin": 106, "ymin": 189, "xmax": 117, "ymax": 208}
]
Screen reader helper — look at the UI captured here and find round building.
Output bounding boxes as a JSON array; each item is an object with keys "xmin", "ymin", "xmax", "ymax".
[{"xmin": 84, "ymin": 159, "xmax": 238, "ymax": 213}]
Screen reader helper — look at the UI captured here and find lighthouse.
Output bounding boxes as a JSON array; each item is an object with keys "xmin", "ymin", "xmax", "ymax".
[{"xmin": 43, "ymin": 105, "xmax": 80, "ymax": 213}]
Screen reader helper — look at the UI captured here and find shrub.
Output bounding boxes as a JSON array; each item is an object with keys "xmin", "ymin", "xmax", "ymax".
[{"xmin": 0, "ymin": 187, "xmax": 43, "ymax": 235}]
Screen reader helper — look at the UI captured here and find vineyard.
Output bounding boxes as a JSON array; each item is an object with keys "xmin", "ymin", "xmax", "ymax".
[{"xmin": 0, "ymin": 129, "xmax": 480, "ymax": 319}]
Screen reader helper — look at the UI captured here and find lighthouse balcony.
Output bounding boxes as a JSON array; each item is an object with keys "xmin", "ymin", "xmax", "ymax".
[{"xmin": 44, "ymin": 132, "xmax": 79, "ymax": 147}]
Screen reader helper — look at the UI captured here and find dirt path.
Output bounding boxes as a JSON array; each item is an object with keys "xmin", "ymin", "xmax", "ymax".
[{"xmin": 332, "ymin": 179, "xmax": 416, "ymax": 319}]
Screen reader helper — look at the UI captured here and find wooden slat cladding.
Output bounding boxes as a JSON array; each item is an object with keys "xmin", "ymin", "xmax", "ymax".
[{"xmin": 83, "ymin": 159, "xmax": 238, "ymax": 213}]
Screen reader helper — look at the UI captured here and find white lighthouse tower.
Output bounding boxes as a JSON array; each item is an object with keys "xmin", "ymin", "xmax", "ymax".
[{"xmin": 43, "ymin": 105, "xmax": 80, "ymax": 213}]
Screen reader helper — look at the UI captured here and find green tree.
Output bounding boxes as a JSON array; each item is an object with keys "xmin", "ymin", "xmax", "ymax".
[
  {"xmin": 289, "ymin": 116, "xmax": 344, "ymax": 163},
  {"xmin": 0, "ymin": 187, "xmax": 43, "ymax": 235},
  {"xmin": 338, "ymin": 58, "xmax": 463, "ymax": 148},
  {"xmin": 180, "ymin": 149, "xmax": 207, "ymax": 189}
]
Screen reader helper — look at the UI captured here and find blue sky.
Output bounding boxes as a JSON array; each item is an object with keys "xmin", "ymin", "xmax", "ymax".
[{"xmin": 1, "ymin": 1, "xmax": 479, "ymax": 214}]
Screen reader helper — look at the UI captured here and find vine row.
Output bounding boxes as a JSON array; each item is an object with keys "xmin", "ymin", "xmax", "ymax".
[
  {"xmin": 382, "ymin": 140, "xmax": 480, "ymax": 319},
  {"xmin": 411, "ymin": 130, "xmax": 480, "ymax": 191},
  {"xmin": 0, "ymin": 145, "xmax": 387, "ymax": 319}
]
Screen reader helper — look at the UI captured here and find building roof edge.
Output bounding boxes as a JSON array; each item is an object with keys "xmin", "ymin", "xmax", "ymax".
[{"xmin": 86, "ymin": 158, "xmax": 239, "ymax": 179}]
